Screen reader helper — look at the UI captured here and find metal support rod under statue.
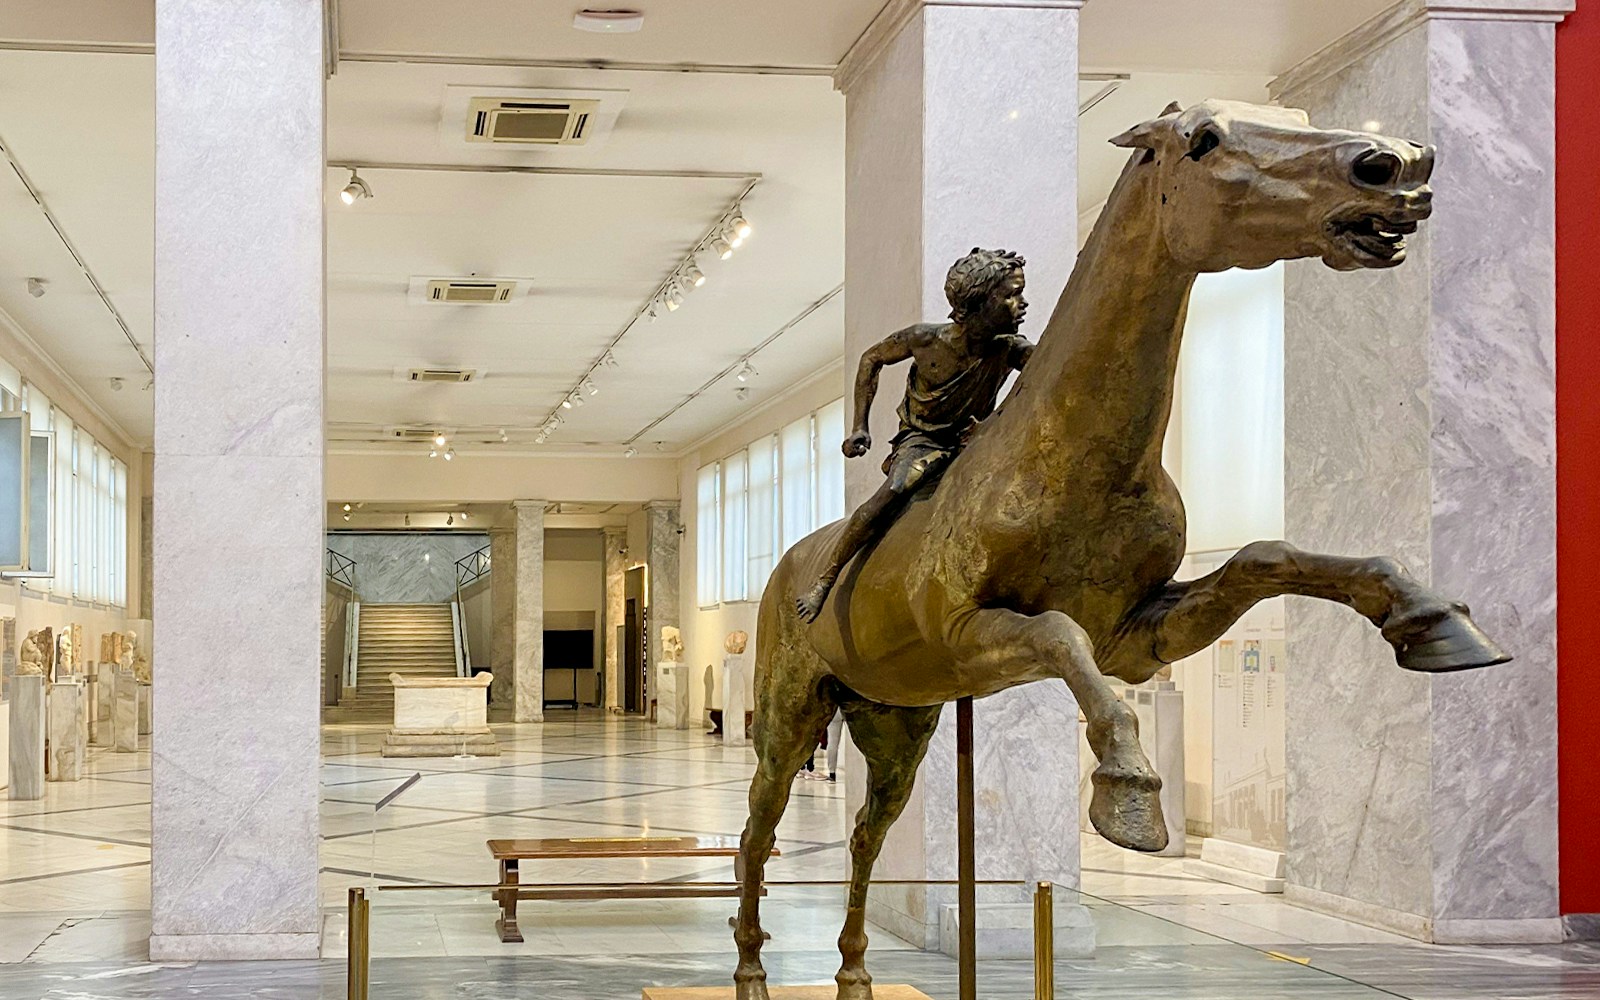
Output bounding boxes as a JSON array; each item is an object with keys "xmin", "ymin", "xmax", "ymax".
[{"xmin": 956, "ymin": 696, "xmax": 976, "ymax": 1000}]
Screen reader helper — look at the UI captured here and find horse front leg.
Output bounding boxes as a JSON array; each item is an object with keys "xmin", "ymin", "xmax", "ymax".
[
  {"xmin": 1135, "ymin": 540, "xmax": 1510, "ymax": 675},
  {"xmin": 943, "ymin": 606, "xmax": 1168, "ymax": 853}
]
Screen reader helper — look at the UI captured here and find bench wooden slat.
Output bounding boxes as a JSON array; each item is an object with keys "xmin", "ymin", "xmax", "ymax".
[{"xmin": 488, "ymin": 835, "xmax": 773, "ymax": 860}]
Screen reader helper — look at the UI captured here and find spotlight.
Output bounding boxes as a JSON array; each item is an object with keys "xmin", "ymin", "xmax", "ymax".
[
  {"xmin": 434, "ymin": 433, "xmax": 447, "ymax": 447},
  {"xmin": 624, "ymin": 446, "xmax": 637, "ymax": 458},
  {"xmin": 404, "ymin": 513, "xmax": 411, "ymax": 527},
  {"xmin": 342, "ymin": 512, "xmax": 351, "ymax": 522},
  {"xmin": 654, "ymin": 441, "xmax": 666, "ymax": 452},
  {"xmin": 712, "ymin": 238, "xmax": 734, "ymax": 260},
  {"xmin": 736, "ymin": 386, "xmax": 750, "ymax": 402},
  {"xmin": 562, "ymin": 396, "xmax": 574, "ymax": 410},
  {"xmin": 444, "ymin": 448, "xmax": 455, "ymax": 461},
  {"xmin": 460, "ymin": 512, "xmax": 469, "ymax": 520},
  {"xmin": 731, "ymin": 213, "xmax": 752, "ymax": 239},
  {"xmin": 340, "ymin": 168, "xmax": 372, "ymax": 205},
  {"xmin": 447, "ymin": 514, "xmax": 454, "ymax": 526},
  {"xmin": 571, "ymin": 392, "xmax": 585, "ymax": 408},
  {"xmin": 585, "ymin": 379, "xmax": 599, "ymax": 396},
  {"xmin": 26, "ymin": 277, "xmax": 46, "ymax": 298},
  {"xmin": 498, "ymin": 428, "xmax": 509, "ymax": 442},
  {"xmin": 684, "ymin": 263, "xmax": 706, "ymax": 288},
  {"xmin": 535, "ymin": 432, "xmax": 547, "ymax": 444},
  {"xmin": 342, "ymin": 503, "xmax": 352, "ymax": 512},
  {"xmin": 429, "ymin": 448, "xmax": 438, "ymax": 458},
  {"xmin": 647, "ymin": 304, "xmax": 660, "ymax": 322},
  {"xmin": 737, "ymin": 362, "xmax": 757, "ymax": 383},
  {"xmin": 665, "ymin": 285, "xmax": 684, "ymax": 311},
  {"xmin": 602, "ymin": 351, "xmax": 619, "ymax": 368}
]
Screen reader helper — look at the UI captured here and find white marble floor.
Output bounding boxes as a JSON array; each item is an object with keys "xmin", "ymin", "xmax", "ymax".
[{"xmin": 1, "ymin": 711, "xmax": 1595, "ymax": 1000}]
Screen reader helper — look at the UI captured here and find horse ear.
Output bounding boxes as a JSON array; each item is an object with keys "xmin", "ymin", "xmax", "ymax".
[{"xmin": 1110, "ymin": 102, "xmax": 1182, "ymax": 150}]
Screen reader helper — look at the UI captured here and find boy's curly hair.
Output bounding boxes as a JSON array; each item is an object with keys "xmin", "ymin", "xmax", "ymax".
[{"xmin": 945, "ymin": 247, "xmax": 1025, "ymax": 321}]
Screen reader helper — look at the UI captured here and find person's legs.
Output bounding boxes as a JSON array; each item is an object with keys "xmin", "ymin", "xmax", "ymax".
[
  {"xmin": 825, "ymin": 710, "xmax": 844, "ymax": 780},
  {"xmin": 795, "ymin": 478, "xmax": 905, "ymax": 622}
]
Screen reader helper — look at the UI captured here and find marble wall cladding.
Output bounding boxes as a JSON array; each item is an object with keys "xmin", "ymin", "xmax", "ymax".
[
  {"xmin": 603, "ymin": 527, "xmax": 627, "ymax": 711},
  {"xmin": 645, "ymin": 503, "xmax": 680, "ymax": 674},
  {"xmin": 840, "ymin": 1, "xmax": 1084, "ymax": 947},
  {"xmin": 513, "ymin": 504, "xmax": 545, "ymax": 723},
  {"xmin": 325, "ymin": 533, "xmax": 490, "ymax": 604},
  {"xmin": 7, "ymin": 674, "xmax": 44, "ymax": 800},
  {"xmin": 46, "ymin": 681, "xmax": 85, "ymax": 781},
  {"xmin": 489, "ymin": 530, "xmax": 516, "ymax": 707},
  {"xmin": 150, "ymin": 0, "xmax": 324, "ymax": 961},
  {"xmin": 1276, "ymin": 8, "xmax": 1561, "ymax": 939}
]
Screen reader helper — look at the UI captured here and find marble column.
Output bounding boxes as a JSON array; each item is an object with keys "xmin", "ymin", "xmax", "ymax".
[
  {"xmin": 47, "ymin": 681, "xmax": 86, "ymax": 782},
  {"xmin": 602, "ymin": 526, "xmax": 627, "ymax": 711},
  {"xmin": 513, "ymin": 502, "xmax": 545, "ymax": 723},
  {"xmin": 836, "ymin": 0, "xmax": 1085, "ymax": 947},
  {"xmin": 7, "ymin": 675, "xmax": 44, "ymax": 800},
  {"xmin": 644, "ymin": 503, "xmax": 681, "ymax": 680},
  {"xmin": 488, "ymin": 528, "xmax": 516, "ymax": 708},
  {"xmin": 1272, "ymin": 0, "xmax": 1569, "ymax": 944},
  {"xmin": 150, "ymin": 0, "xmax": 324, "ymax": 960}
]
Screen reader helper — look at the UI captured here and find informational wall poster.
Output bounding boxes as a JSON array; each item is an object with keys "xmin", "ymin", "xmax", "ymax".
[{"xmin": 1211, "ymin": 600, "xmax": 1286, "ymax": 851}]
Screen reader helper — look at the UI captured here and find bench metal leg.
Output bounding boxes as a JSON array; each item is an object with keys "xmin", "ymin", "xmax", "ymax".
[{"xmin": 496, "ymin": 859, "xmax": 523, "ymax": 943}]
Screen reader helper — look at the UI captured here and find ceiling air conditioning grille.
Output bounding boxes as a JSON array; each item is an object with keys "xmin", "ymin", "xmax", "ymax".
[
  {"xmin": 390, "ymin": 428, "xmax": 444, "ymax": 442},
  {"xmin": 425, "ymin": 279, "xmax": 517, "ymax": 304},
  {"xmin": 408, "ymin": 368, "xmax": 478, "ymax": 384},
  {"xmin": 466, "ymin": 97, "xmax": 600, "ymax": 145}
]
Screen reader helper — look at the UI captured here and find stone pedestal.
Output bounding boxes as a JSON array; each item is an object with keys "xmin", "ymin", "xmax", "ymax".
[
  {"xmin": 938, "ymin": 895, "xmax": 1094, "ymax": 960},
  {"xmin": 47, "ymin": 680, "xmax": 86, "ymax": 782},
  {"xmin": 91, "ymin": 663, "xmax": 114, "ymax": 747},
  {"xmin": 114, "ymin": 671, "xmax": 141, "ymax": 753},
  {"xmin": 837, "ymin": 0, "xmax": 1086, "ymax": 947},
  {"xmin": 656, "ymin": 662, "xmax": 690, "ymax": 730},
  {"xmin": 721, "ymin": 654, "xmax": 750, "ymax": 747},
  {"xmin": 382, "ymin": 673, "xmax": 499, "ymax": 757},
  {"xmin": 138, "ymin": 682, "xmax": 152, "ymax": 735},
  {"xmin": 1130, "ymin": 683, "xmax": 1185, "ymax": 858},
  {"xmin": 1272, "ymin": 0, "xmax": 1569, "ymax": 944},
  {"xmin": 7, "ymin": 675, "xmax": 44, "ymax": 800}
]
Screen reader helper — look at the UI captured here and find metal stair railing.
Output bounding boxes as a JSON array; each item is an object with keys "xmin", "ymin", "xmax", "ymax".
[{"xmin": 453, "ymin": 544, "xmax": 491, "ymax": 679}]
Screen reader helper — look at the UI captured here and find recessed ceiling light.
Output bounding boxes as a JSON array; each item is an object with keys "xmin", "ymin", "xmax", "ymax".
[{"xmin": 574, "ymin": 9, "xmax": 644, "ymax": 33}]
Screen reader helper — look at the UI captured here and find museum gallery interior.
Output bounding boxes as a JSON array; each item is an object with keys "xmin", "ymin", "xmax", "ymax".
[{"xmin": 0, "ymin": 1, "xmax": 1597, "ymax": 998}]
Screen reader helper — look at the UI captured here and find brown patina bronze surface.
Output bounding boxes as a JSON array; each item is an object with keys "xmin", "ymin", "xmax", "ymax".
[{"xmin": 733, "ymin": 100, "xmax": 1509, "ymax": 1000}]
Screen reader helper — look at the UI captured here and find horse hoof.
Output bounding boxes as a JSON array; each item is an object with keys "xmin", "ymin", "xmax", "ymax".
[
  {"xmin": 1392, "ymin": 607, "xmax": 1512, "ymax": 674},
  {"xmin": 735, "ymin": 971, "xmax": 771, "ymax": 1000},
  {"xmin": 835, "ymin": 969, "xmax": 873, "ymax": 1000},
  {"xmin": 1088, "ymin": 762, "xmax": 1168, "ymax": 853}
]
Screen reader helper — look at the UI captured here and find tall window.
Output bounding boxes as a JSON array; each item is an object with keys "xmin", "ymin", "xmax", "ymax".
[
  {"xmin": 10, "ymin": 376, "xmax": 128, "ymax": 606},
  {"xmin": 698, "ymin": 398, "xmax": 848, "ymax": 607},
  {"xmin": 696, "ymin": 463, "xmax": 721, "ymax": 608}
]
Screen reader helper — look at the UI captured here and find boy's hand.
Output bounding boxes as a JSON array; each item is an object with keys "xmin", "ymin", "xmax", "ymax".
[{"xmin": 843, "ymin": 429, "xmax": 872, "ymax": 457}]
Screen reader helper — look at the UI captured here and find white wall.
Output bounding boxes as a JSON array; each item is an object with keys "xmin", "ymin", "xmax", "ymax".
[
  {"xmin": 328, "ymin": 451, "xmax": 678, "ymax": 504},
  {"xmin": 677, "ymin": 364, "xmax": 844, "ymax": 723}
]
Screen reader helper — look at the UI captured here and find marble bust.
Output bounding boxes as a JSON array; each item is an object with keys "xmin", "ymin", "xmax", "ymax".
[
  {"xmin": 661, "ymin": 626, "xmax": 684, "ymax": 663},
  {"xmin": 724, "ymin": 630, "xmax": 749, "ymax": 655}
]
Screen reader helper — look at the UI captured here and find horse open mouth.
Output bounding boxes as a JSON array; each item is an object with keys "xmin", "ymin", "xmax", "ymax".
[{"xmin": 1326, "ymin": 212, "xmax": 1418, "ymax": 266}]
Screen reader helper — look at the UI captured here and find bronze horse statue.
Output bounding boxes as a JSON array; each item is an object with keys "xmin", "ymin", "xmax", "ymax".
[{"xmin": 733, "ymin": 100, "xmax": 1508, "ymax": 1000}]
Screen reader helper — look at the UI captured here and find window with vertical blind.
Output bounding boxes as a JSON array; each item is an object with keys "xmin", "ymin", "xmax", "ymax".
[
  {"xmin": 696, "ymin": 398, "xmax": 846, "ymax": 606},
  {"xmin": 10, "ymin": 375, "xmax": 128, "ymax": 606},
  {"xmin": 696, "ymin": 463, "xmax": 721, "ymax": 608}
]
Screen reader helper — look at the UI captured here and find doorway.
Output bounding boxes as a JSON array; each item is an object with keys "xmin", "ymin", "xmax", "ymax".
[{"xmin": 624, "ymin": 565, "xmax": 646, "ymax": 713}]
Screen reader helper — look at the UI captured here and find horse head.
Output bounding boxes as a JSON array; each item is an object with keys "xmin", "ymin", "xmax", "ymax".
[{"xmin": 1111, "ymin": 99, "xmax": 1434, "ymax": 274}]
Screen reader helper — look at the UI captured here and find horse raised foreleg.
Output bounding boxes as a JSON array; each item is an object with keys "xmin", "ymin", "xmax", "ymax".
[
  {"xmin": 833, "ymin": 699, "xmax": 942, "ymax": 1000},
  {"xmin": 734, "ymin": 670, "xmax": 837, "ymax": 1000},
  {"xmin": 1135, "ymin": 540, "xmax": 1510, "ymax": 676},
  {"xmin": 943, "ymin": 606, "xmax": 1168, "ymax": 852}
]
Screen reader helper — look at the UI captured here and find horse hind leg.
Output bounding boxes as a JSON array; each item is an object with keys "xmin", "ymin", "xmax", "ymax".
[
  {"xmin": 1130, "ymin": 540, "xmax": 1510, "ymax": 677},
  {"xmin": 833, "ymin": 699, "xmax": 943, "ymax": 1000},
  {"xmin": 734, "ymin": 659, "xmax": 838, "ymax": 1000}
]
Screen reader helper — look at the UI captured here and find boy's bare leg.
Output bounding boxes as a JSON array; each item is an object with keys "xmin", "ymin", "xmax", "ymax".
[{"xmin": 796, "ymin": 480, "xmax": 903, "ymax": 622}]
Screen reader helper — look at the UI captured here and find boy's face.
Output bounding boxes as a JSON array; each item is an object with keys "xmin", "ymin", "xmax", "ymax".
[{"xmin": 973, "ymin": 269, "xmax": 1027, "ymax": 335}]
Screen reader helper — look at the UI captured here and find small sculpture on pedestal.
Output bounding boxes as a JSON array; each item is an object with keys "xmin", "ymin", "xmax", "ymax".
[
  {"xmin": 18, "ymin": 630, "xmax": 45, "ymax": 675},
  {"xmin": 56, "ymin": 629, "xmax": 74, "ymax": 678},
  {"xmin": 722, "ymin": 631, "xmax": 752, "ymax": 747},
  {"xmin": 661, "ymin": 626, "xmax": 684, "ymax": 663}
]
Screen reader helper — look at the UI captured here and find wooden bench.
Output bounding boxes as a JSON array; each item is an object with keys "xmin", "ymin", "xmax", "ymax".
[{"xmin": 487, "ymin": 835, "xmax": 776, "ymax": 943}]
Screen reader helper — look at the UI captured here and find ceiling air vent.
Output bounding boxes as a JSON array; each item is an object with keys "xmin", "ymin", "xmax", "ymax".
[
  {"xmin": 408, "ymin": 368, "xmax": 478, "ymax": 384},
  {"xmin": 428, "ymin": 278, "xmax": 516, "ymax": 303},
  {"xmin": 389, "ymin": 427, "xmax": 445, "ymax": 442},
  {"xmin": 466, "ymin": 97, "xmax": 600, "ymax": 145}
]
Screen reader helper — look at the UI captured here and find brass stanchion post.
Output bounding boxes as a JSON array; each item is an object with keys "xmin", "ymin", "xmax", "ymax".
[
  {"xmin": 1034, "ymin": 881, "xmax": 1054, "ymax": 1000},
  {"xmin": 956, "ymin": 695, "xmax": 976, "ymax": 1000},
  {"xmin": 348, "ymin": 886, "xmax": 370, "ymax": 1000}
]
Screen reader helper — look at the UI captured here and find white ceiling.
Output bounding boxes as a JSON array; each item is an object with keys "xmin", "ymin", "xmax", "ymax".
[{"xmin": 0, "ymin": 0, "xmax": 1397, "ymax": 454}]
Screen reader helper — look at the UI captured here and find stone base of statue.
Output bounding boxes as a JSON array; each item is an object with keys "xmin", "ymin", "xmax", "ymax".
[
  {"xmin": 114, "ymin": 671, "xmax": 141, "ymax": 753},
  {"xmin": 91, "ymin": 663, "xmax": 114, "ymax": 747},
  {"xmin": 382, "ymin": 673, "xmax": 499, "ymax": 757},
  {"xmin": 8, "ymin": 675, "xmax": 45, "ymax": 799},
  {"xmin": 656, "ymin": 661, "xmax": 690, "ymax": 729},
  {"xmin": 938, "ymin": 898, "xmax": 1095, "ymax": 960},
  {"xmin": 47, "ymin": 680, "xmax": 87, "ymax": 782},
  {"xmin": 721, "ymin": 653, "xmax": 751, "ymax": 747},
  {"xmin": 644, "ymin": 988, "xmax": 932, "ymax": 1000},
  {"xmin": 138, "ymin": 681, "xmax": 152, "ymax": 735}
]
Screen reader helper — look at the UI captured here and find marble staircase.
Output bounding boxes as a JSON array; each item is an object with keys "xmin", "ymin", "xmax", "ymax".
[{"xmin": 342, "ymin": 603, "xmax": 458, "ymax": 715}]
